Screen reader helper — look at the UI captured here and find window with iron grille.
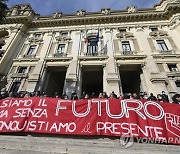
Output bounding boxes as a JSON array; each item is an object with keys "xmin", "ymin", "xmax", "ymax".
[{"xmin": 87, "ymin": 38, "xmax": 98, "ymax": 55}]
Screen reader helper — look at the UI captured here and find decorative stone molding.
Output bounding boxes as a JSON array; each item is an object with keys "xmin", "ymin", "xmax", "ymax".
[
  {"xmin": 116, "ymin": 32, "xmax": 134, "ymax": 39},
  {"xmin": 149, "ymin": 30, "xmax": 168, "ymax": 38},
  {"xmin": 101, "ymin": 8, "xmax": 111, "ymax": 15},
  {"xmin": 10, "ymin": 73, "xmax": 28, "ymax": 79},
  {"xmin": 167, "ymin": 0, "xmax": 180, "ymax": 3},
  {"xmin": 53, "ymin": 12, "xmax": 62, "ymax": 18},
  {"xmin": 77, "ymin": 10, "xmax": 86, "ymax": 16},
  {"xmin": 127, "ymin": 5, "xmax": 137, "ymax": 13},
  {"xmin": 28, "ymin": 37, "xmax": 43, "ymax": 43},
  {"xmin": 55, "ymin": 35, "xmax": 71, "ymax": 42}
]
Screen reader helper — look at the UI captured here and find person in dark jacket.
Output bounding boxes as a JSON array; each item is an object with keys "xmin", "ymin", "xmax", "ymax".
[
  {"xmin": 161, "ymin": 91, "xmax": 169, "ymax": 102},
  {"xmin": 148, "ymin": 93, "xmax": 157, "ymax": 101},
  {"xmin": 172, "ymin": 93, "xmax": 180, "ymax": 105}
]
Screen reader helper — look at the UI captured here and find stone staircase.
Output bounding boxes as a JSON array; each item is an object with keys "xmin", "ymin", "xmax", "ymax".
[{"xmin": 0, "ymin": 134, "xmax": 179, "ymax": 154}]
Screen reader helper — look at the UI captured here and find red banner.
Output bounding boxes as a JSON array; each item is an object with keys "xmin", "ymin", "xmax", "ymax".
[{"xmin": 0, "ymin": 97, "xmax": 180, "ymax": 145}]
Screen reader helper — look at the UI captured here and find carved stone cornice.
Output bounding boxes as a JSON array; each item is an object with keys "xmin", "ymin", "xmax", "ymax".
[{"xmin": 2, "ymin": 2, "xmax": 180, "ymax": 28}]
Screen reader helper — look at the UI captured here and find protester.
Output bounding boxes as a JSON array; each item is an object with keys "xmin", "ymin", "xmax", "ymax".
[
  {"xmin": 161, "ymin": 91, "xmax": 169, "ymax": 102},
  {"xmin": 148, "ymin": 93, "xmax": 157, "ymax": 101},
  {"xmin": 172, "ymin": 93, "xmax": 180, "ymax": 105}
]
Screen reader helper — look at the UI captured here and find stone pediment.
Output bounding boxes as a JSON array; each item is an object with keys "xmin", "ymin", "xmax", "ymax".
[
  {"xmin": 116, "ymin": 32, "xmax": 134, "ymax": 39},
  {"xmin": 149, "ymin": 30, "xmax": 168, "ymax": 38}
]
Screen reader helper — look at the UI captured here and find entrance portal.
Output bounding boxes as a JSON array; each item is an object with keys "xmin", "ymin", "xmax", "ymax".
[
  {"xmin": 119, "ymin": 65, "xmax": 141, "ymax": 94},
  {"xmin": 43, "ymin": 67, "xmax": 67, "ymax": 97},
  {"xmin": 82, "ymin": 66, "xmax": 103, "ymax": 97}
]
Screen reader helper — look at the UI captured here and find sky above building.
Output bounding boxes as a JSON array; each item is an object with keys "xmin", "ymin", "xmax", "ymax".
[{"xmin": 7, "ymin": 0, "xmax": 161, "ymax": 16}]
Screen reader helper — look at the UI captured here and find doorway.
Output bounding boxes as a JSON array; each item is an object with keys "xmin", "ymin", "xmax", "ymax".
[
  {"xmin": 43, "ymin": 67, "xmax": 67, "ymax": 97},
  {"xmin": 81, "ymin": 66, "xmax": 103, "ymax": 97},
  {"xmin": 119, "ymin": 65, "xmax": 141, "ymax": 94}
]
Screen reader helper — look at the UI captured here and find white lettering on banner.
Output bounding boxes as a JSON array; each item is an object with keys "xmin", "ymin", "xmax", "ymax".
[
  {"xmin": 0, "ymin": 120, "xmax": 76, "ymax": 133},
  {"xmin": 122, "ymin": 100, "xmax": 146, "ymax": 120},
  {"xmin": 38, "ymin": 99, "xmax": 47, "ymax": 106},
  {"xmin": 144, "ymin": 101, "xmax": 164, "ymax": 120},
  {"xmin": 0, "ymin": 110, "xmax": 8, "ymax": 118},
  {"xmin": 13, "ymin": 108, "xmax": 47, "ymax": 118},
  {"xmin": 49, "ymin": 122, "xmax": 76, "ymax": 132},
  {"xmin": 72, "ymin": 100, "xmax": 91, "ymax": 117},
  {"xmin": 61, "ymin": 99, "xmax": 165, "ymax": 120},
  {"xmin": 0, "ymin": 99, "xmax": 33, "ymax": 108},
  {"xmin": 96, "ymin": 122, "xmax": 164, "ymax": 138},
  {"xmin": 55, "ymin": 100, "xmax": 71, "ymax": 116},
  {"xmin": 91, "ymin": 100, "xmax": 107, "ymax": 116}
]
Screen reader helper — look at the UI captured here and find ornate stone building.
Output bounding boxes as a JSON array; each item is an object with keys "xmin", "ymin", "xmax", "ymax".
[{"xmin": 0, "ymin": 0, "xmax": 180, "ymax": 98}]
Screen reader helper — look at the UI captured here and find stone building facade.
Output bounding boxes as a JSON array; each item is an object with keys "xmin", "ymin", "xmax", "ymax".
[{"xmin": 0, "ymin": 0, "xmax": 180, "ymax": 98}]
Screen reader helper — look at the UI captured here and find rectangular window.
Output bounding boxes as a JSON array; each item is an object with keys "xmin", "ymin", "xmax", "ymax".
[
  {"xmin": 168, "ymin": 64, "xmax": 178, "ymax": 72},
  {"xmin": 122, "ymin": 41, "xmax": 131, "ymax": 53},
  {"xmin": 156, "ymin": 40, "xmax": 168, "ymax": 51},
  {"xmin": 87, "ymin": 39, "xmax": 98, "ymax": 56},
  {"xmin": 18, "ymin": 67, "xmax": 27, "ymax": 73},
  {"xmin": 27, "ymin": 45, "xmax": 36, "ymax": 55},
  {"xmin": 57, "ymin": 44, "xmax": 65, "ymax": 53},
  {"xmin": 61, "ymin": 32, "xmax": 68, "ymax": 36},
  {"xmin": 10, "ymin": 82, "xmax": 21, "ymax": 92},
  {"xmin": 151, "ymin": 27, "xmax": 158, "ymax": 31},
  {"xmin": 119, "ymin": 29, "xmax": 126, "ymax": 33}
]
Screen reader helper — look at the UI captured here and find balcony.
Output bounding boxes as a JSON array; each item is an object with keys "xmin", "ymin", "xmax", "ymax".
[
  {"xmin": 114, "ymin": 50, "xmax": 146, "ymax": 60},
  {"xmin": 122, "ymin": 50, "xmax": 135, "ymax": 55},
  {"xmin": 78, "ymin": 51, "xmax": 108, "ymax": 60},
  {"xmin": 159, "ymin": 50, "xmax": 175, "ymax": 54},
  {"xmin": 10, "ymin": 73, "xmax": 28, "ymax": 79},
  {"xmin": 23, "ymin": 54, "xmax": 36, "ymax": 58},
  {"xmin": 53, "ymin": 52, "xmax": 67, "ymax": 57},
  {"xmin": 167, "ymin": 71, "xmax": 180, "ymax": 78},
  {"xmin": 152, "ymin": 50, "xmax": 180, "ymax": 59}
]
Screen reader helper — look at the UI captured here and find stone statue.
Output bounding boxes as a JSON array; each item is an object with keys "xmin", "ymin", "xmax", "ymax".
[
  {"xmin": 101, "ymin": 9, "xmax": 111, "ymax": 15},
  {"xmin": 127, "ymin": 5, "xmax": 137, "ymax": 13},
  {"xmin": 77, "ymin": 10, "xmax": 86, "ymax": 16}
]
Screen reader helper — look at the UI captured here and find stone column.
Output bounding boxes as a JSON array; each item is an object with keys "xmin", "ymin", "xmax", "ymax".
[
  {"xmin": 103, "ymin": 28, "xmax": 120, "ymax": 95},
  {"xmin": 26, "ymin": 31, "xmax": 54, "ymax": 92},
  {"xmin": 135, "ymin": 26, "xmax": 168, "ymax": 95},
  {"xmin": 0, "ymin": 25, "xmax": 25, "ymax": 76},
  {"xmin": 63, "ymin": 30, "xmax": 81, "ymax": 98},
  {"xmin": 140, "ymin": 65, "xmax": 148, "ymax": 93}
]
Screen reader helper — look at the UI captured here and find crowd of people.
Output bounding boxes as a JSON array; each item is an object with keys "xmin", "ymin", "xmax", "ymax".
[{"xmin": 0, "ymin": 89, "xmax": 180, "ymax": 105}]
